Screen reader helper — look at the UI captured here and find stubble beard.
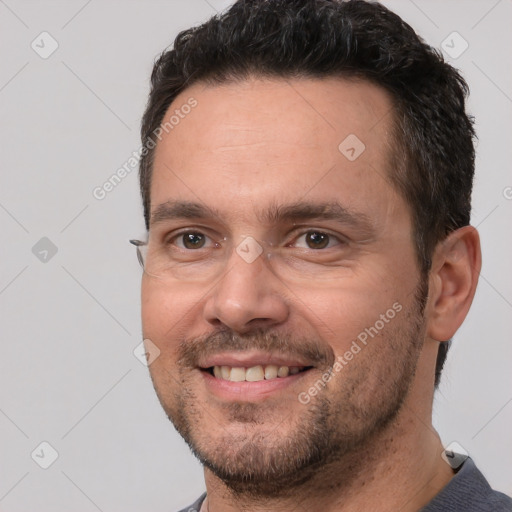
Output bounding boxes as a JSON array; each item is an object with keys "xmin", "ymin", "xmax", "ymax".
[{"xmin": 149, "ymin": 280, "xmax": 428, "ymax": 499}]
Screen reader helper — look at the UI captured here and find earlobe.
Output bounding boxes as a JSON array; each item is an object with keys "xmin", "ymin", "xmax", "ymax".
[{"xmin": 426, "ymin": 226, "xmax": 482, "ymax": 342}]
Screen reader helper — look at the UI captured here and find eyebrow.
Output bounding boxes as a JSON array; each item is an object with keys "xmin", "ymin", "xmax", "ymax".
[
  {"xmin": 151, "ymin": 200, "xmax": 222, "ymax": 225},
  {"xmin": 150, "ymin": 199, "xmax": 375, "ymax": 235}
]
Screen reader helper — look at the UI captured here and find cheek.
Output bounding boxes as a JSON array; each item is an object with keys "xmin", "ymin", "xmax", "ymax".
[
  {"xmin": 294, "ymin": 272, "xmax": 411, "ymax": 352},
  {"xmin": 141, "ymin": 280, "xmax": 195, "ymax": 351},
  {"xmin": 307, "ymin": 293, "xmax": 385, "ymax": 345},
  {"xmin": 141, "ymin": 280, "xmax": 163, "ymax": 337}
]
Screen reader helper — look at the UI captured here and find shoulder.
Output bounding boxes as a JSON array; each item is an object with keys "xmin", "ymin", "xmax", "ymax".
[{"xmin": 422, "ymin": 458, "xmax": 512, "ymax": 511}]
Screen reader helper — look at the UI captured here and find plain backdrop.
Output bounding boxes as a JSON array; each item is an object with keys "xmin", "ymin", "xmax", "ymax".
[{"xmin": 0, "ymin": 0, "xmax": 511, "ymax": 510}]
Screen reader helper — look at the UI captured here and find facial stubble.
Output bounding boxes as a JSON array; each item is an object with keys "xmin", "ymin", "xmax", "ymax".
[{"xmin": 148, "ymin": 281, "xmax": 428, "ymax": 499}]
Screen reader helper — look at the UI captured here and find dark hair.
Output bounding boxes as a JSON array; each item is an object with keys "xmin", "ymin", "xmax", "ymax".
[{"xmin": 139, "ymin": 0, "xmax": 475, "ymax": 387}]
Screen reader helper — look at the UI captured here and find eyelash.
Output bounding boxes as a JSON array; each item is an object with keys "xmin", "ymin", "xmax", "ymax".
[{"xmin": 167, "ymin": 229, "xmax": 345, "ymax": 250}]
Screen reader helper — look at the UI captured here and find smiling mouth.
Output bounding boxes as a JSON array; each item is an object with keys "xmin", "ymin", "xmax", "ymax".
[{"xmin": 203, "ymin": 365, "xmax": 313, "ymax": 382}]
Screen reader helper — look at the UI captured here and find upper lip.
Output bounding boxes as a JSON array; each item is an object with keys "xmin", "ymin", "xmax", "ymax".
[{"xmin": 198, "ymin": 351, "xmax": 314, "ymax": 369}]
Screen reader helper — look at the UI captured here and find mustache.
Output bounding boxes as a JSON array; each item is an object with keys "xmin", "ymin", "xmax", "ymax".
[{"xmin": 177, "ymin": 328, "xmax": 334, "ymax": 369}]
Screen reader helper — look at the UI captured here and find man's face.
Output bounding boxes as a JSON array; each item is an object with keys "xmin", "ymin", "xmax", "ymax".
[{"xmin": 141, "ymin": 77, "xmax": 427, "ymax": 495}]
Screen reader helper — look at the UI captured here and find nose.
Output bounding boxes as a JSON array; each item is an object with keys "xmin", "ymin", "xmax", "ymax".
[{"xmin": 203, "ymin": 246, "xmax": 289, "ymax": 334}]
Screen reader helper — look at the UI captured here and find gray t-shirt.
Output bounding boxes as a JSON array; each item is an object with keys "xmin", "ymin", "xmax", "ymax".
[
  {"xmin": 420, "ymin": 457, "xmax": 512, "ymax": 511},
  {"xmin": 177, "ymin": 458, "xmax": 512, "ymax": 511}
]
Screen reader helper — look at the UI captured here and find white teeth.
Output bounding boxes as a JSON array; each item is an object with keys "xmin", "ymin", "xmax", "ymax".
[
  {"xmin": 277, "ymin": 366, "xmax": 290, "ymax": 377},
  {"xmin": 246, "ymin": 365, "xmax": 264, "ymax": 382},
  {"xmin": 230, "ymin": 367, "xmax": 246, "ymax": 382},
  {"xmin": 221, "ymin": 365, "xmax": 231, "ymax": 379},
  {"xmin": 264, "ymin": 364, "xmax": 278, "ymax": 380},
  {"xmin": 211, "ymin": 364, "xmax": 305, "ymax": 381}
]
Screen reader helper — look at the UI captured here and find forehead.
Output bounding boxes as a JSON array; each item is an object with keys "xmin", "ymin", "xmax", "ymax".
[{"xmin": 150, "ymin": 76, "xmax": 404, "ymax": 228}]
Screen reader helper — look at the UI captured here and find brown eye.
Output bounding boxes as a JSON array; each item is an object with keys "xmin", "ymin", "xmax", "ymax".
[
  {"xmin": 181, "ymin": 232, "xmax": 206, "ymax": 249},
  {"xmin": 305, "ymin": 231, "xmax": 330, "ymax": 249}
]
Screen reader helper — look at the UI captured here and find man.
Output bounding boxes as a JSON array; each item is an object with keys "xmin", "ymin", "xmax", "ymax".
[{"xmin": 131, "ymin": 0, "xmax": 512, "ymax": 510}]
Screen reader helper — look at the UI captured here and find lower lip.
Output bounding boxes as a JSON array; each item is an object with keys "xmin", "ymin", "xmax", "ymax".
[{"xmin": 201, "ymin": 370, "xmax": 311, "ymax": 401}]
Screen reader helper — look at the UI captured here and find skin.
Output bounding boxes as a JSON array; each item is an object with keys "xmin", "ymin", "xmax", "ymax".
[{"xmin": 140, "ymin": 77, "xmax": 481, "ymax": 512}]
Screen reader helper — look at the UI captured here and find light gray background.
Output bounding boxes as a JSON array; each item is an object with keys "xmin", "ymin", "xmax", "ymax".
[{"xmin": 0, "ymin": 0, "xmax": 511, "ymax": 510}]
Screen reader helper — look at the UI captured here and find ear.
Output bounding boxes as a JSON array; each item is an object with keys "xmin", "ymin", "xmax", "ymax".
[{"xmin": 426, "ymin": 226, "xmax": 482, "ymax": 342}]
